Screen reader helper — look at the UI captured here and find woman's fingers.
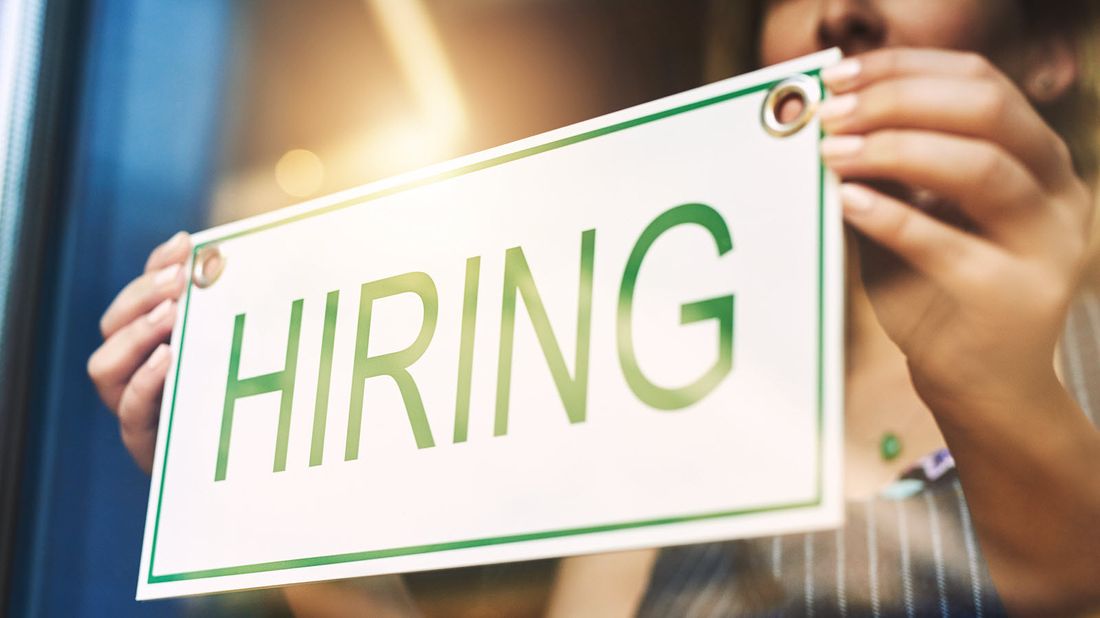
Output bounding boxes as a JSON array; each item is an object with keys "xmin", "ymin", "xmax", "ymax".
[
  {"xmin": 822, "ymin": 130, "xmax": 1060, "ymax": 253},
  {"xmin": 92, "ymin": 231, "xmax": 190, "ymax": 472},
  {"xmin": 118, "ymin": 343, "xmax": 171, "ymax": 473},
  {"xmin": 838, "ymin": 182, "xmax": 1006, "ymax": 296},
  {"xmin": 819, "ymin": 76, "xmax": 1074, "ymax": 190},
  {"xmin": 144, "ymin": 231, "xmax": 191, "ymax": 274},
  {"xmin": 101, "ymin": 232, "xmax": 191, "ymax": 338},
  {"xmin": 100, "ymin": 261, "xmax": 186, "ymax": 339},
  {"xmin": 88, "ymin": 299, "xmax": 176, "ymax": 412},
  {"xmin": 822, "ymin": 47, "xmax": 1013, "ymax": 94}
]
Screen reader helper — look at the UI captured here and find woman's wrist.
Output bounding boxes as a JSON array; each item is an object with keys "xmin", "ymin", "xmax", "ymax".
[{"xmin": 909, "ymin": 363, "xmax": 1065, "ymax": 426}]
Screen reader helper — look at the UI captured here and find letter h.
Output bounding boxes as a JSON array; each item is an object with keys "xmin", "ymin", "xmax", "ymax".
[{"xmin": 214, "ymin": 299, "xmax": 303, "ymax": 481}]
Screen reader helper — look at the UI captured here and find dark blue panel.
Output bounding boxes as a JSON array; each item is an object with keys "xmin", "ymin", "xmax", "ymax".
[{"xmin": 11, "ymin": 0, "xmax": 234, "ymax": 615}]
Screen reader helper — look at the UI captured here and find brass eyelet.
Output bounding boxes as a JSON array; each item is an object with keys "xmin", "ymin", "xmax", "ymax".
[
  {"xmin": 761, "ymin": 74, "xmax": 821, "ymax": 138},
  {"xmin": 192, "ymin": 245, "xmax": 225, "ymax": 289}
]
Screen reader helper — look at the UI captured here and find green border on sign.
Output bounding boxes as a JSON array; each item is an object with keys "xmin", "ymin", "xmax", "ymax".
[{"xmin": 148, "ymin": 70, "xmax": 829, "ymax": 584}]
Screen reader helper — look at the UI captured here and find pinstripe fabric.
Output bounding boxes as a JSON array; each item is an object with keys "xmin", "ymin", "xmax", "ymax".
[
  {"xmin": 636, "ymin": 292, "xmax": 1100, "ymax": 617},
  {"xmin": 835, "ymin": 528, "xmax": 847, "ymax": 617},
  {"xmin": 637, "ymin": 464, "xmax": 1004, "ymax": 617},
  {"xmin": 894, "ymin": 499, "xmax": 914, "ymax": 618},
  {"xmin": 803, "ymin": 535, "xmax": 814, "ymax": 617},
  {"xmin": 867, "ymin": 499, "xmax": 882, "ymax": 617},
  {"xmin": 923, "ymin": 490, "xmax": 949, "ymax": 618}
]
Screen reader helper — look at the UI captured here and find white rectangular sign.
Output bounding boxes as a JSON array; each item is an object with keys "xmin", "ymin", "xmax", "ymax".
[{"xmin": 138, "ymin": 49, "xmax": 843, "ymax": 599}]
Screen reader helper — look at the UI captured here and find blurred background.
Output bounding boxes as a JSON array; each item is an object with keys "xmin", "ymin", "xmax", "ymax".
[{"xmin": 0, "ymin": 0, "xmax": 717, "ymax": 615}]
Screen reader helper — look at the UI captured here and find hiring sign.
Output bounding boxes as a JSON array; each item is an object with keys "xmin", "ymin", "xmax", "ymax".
[{"xmin": 137, "ymin": 49, "xmax": 843, "ymax": 599}]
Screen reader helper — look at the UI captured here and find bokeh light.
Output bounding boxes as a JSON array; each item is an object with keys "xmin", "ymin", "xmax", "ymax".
[{"xmin": 274, "ymin": 148, "xmax": 325, "ymax": 197}]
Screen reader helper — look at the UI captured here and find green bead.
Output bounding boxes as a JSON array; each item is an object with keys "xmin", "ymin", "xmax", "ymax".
[{"xmin": 880, "ymin": 432, "xmax": 902, "ymax": 461}]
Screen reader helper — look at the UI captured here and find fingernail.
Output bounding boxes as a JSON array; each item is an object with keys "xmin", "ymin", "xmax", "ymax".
[
  {"xmin": 818, "ymin": 94, "xmax": 858, "ymax": 123},
  {"xmin": 166, "ymin": 231, "xmax": 189, "ymax": 251},
  {"xmin": 154, "ymin": 263, "xmax": 181, "ymax": 286},
  {"xmin": 147, "ymin": 343, "xmax": 170, "ymax": 370},
  {"xmin": 821, "ymin": 59, "xmax": 861, "ymax": 87},
  {"xmin": 146, "ymin": 299, "xmax": 174, "ymax": 325},
  {"xmin": 840, "ymin": 183, "xmax": 875, "ymax": 213},
  {"xmin": 821, "ymin": 135, "xmax": 864, "ymax": 160}
]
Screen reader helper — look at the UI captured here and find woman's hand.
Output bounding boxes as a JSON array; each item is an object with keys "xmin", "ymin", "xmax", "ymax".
[
  {"xmin": 820, "ymin": 48, "xmax": 1100, "ymax": 613},
  {"xmin": 87, "ymin": 231, "xmax": 191, "ymax": 473},
  {"xmin": 86, "ymin": 233, "xmax": 422, "ymax": 615},
  {"xmin": 820, "ymin": 47, "xmax": 1092, "ymax": 416}
]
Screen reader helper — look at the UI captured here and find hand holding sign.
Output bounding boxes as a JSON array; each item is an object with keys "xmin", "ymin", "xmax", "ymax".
[
  {"xmin": 820, "ymin": 48, "xmax": 1092, "ymax": 413},
  {"xmin": 89, "ymin": 231, "xmax": 192, "ymax": 473}
]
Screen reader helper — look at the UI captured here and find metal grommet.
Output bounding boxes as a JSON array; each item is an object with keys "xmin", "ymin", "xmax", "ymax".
[
  {"xmin": 193, "ymin": 245, "xmax": 225, "ymax": 289},
  {"xmin": 761, "ymin": 74, "xmax": 821, "ymax": 138}
]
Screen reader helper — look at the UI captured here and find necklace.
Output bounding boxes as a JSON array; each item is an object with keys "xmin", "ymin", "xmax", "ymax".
[{"xmin": 880, "ymin": 431, "xmax": 902, "ymax": 462}]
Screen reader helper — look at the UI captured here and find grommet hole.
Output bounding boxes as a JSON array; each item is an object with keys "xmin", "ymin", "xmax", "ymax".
[
  {"xmin": 776, "ymin": 91, "xmax": 807, "ymax": 125},
  {"xmin": 761, "ymin": 74, "xmax": 821, "ymax": 138},
  {"xmin": 193, "ymin": 246, "xmax": 225, "ymax": 289}
]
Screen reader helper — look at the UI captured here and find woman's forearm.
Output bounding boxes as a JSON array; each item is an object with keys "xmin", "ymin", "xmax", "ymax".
[{"xmin": 928, "ymin": 378, "xmax": 1100, "ymax": 614}]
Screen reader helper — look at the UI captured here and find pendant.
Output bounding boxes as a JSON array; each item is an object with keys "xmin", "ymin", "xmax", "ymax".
[{"xmin": 880, "ymin": 431, "xmax": 902, "ymax": 462}]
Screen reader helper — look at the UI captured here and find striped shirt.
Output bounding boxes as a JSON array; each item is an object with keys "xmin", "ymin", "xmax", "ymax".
[{"xmin": 636, "ymin": 289, "xmax": 1100, "ymax": 617}]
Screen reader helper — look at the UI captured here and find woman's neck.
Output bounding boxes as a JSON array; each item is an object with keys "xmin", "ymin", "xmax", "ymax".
[{"xmin": 844, "ymin": 272, "xmax": 947, "ymax": 499}]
